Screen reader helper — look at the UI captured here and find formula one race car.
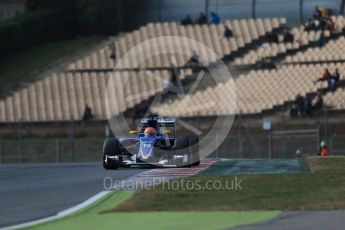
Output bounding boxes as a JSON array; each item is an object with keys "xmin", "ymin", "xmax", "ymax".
[{"xmin": 103, "ymin": 114, "xmax": 200, "ymax": 169}]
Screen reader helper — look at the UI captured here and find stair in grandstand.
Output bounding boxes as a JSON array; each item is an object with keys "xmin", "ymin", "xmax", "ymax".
[{"xmin": 123, "ymin": 68, "xmax": 220, "ymax": 117}]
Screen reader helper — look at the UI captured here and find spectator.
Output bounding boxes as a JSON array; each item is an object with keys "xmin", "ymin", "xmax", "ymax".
[
  {"xmin": 328, "ymin": 77, "xmax": 337, "ymax": 92},
  {"xmin": 255, "ymin": 57, "xmax": 265, "ymax": 69},
  {"xmin": 223, "ymin": 25, "xmax": 233, "ymax": 39},
  {"xmin": 332, "ymin": 68, "xmax": 340, "ymax": 82},
  {"xmin": 181, "ymin": 14, "xmax": 193, "ymax": 25},
  {"xmin": 317, "ymin": 18, "xmax": 327, "ymax": 31},
  {"xmin": 304, "ymin": 96, "xmax": 313, "ymax": 117},
  {"xmin": 210, "ymin": 12, "xmax": 220, "ymax": 24},
  {"xmin": 315, "ymin": 68, "xmax": 331, "ymax": 83},
  {"xmin": 326, "ymin": 18, "xmax": 336, "ymax": 32},
  {"xmin": 109, "ymin": 43, "xmax": 116, "ymax": 60},
  {"xmin": 267, "ymin": 31, "xmax": 279, "ymax": 44},
  {"xmin": 295, "ymin": 149, "xmax": 303, "ymax": 159},
  {"xmin": 197, "ymin": 12, "xmax": 207, "ymax": 25},
  {"xmin": 82, "ymin": 104, "xmax": 93, "ymax": 121},
  {"xmin": 295, "ymin": 94, "xmax": 305, "ymax": 113},
  {"xmin": 290, "ymin": 94, "xmax": 305, "ymax": 118},
  {"xmin": 185, "ymin": 51, "xmax": 199, "ymax": 67},
  {"xmin": 316, "ymin": 31, "xmax": 325, "ymax": 47},
  {"xmin": 312, "ymin": 92, "xmax": 323, "ymax": 111},
  {"xmin": 313, "ymin": 6, "xmax": 322, "ymax": 20},
  {"xmin": 264, "ymin": 58, "xmax": 276, "ymax": 69},
  {"xmin": 320, "ymin": 141, "xmax": 330, "ymax": 157},
  {"xmin": 283, "ymin": 29, "xmax": 294, "ymax": 43},
  {"xmin": 328, "ymin": 68, "xmax": 340, "ymax": 92},
  {"xmin": 304, "ymin": 19, "xmax": 316, "ymax": 32},
  {"xmin": 255, "ymin": 57, "xmax": 276, "ymax": 69}
]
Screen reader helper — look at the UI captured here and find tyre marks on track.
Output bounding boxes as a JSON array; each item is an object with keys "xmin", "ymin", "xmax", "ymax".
[
  {"xmin": 135, "ymin": 158, "xmax": 218, "ymax": 178},
  {"xmin": 111, "ymin": 158, "xmax": 218, "ymax": 191}
]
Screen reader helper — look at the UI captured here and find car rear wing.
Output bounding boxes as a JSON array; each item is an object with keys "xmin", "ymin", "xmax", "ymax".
[{"xmin": 140, "ymin": 117, "xmax": 176, "ymax": 127}]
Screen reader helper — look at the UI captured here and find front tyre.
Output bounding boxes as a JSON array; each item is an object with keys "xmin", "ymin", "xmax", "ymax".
[
  {"xmin": 103, "ymin": 154, "xmax": 118, "ymax": 170},
  {"xmin": 102, "ymin": 138, "xmax": 122, "ymax": 170}
]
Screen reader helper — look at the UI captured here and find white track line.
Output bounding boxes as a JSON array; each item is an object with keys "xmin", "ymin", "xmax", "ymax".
[
  {"xmin": 2, "ymin": 191, "xmax": 111, "ymax": 230},
  {"xmin": 3, "ymin": 159, "xmax": 218, "ymax": 229}
]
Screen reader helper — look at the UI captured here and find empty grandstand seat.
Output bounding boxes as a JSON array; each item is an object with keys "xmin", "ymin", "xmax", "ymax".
[
  {"xmin": 68, "ymin": 18, "xmax": 285, "ymax": 71},
  {"xmin": 152, "ymin": 63, "xmax": 345, "ymax": 117}
]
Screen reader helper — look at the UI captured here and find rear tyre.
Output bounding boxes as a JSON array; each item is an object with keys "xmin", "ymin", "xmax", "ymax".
[{"xmin": 103, "ymin": 138, "xmax": 121, "ymax": 170}]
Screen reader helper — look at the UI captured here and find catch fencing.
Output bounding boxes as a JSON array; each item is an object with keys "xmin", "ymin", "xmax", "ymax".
[{"xmin": 1, "ymin": 133, "xmax": 345, "ymax": 163}]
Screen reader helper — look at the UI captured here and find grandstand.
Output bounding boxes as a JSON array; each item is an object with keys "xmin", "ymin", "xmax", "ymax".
[
  {"xmin": 0, "ymin": 17, "xmax": 288, "ymax": 123},
  {"xmin": 67, "ymin": 18, "xmax": 285, "ymax": 70},
  {"xmin": 2, "ymin": 11, "xmax": 345, "ymax": 120},
  {"xmin": 1, "ymin": 14, "xmax": 345, "ymax": 122},
  {"xmin": 0, "ymin": 69, "xmax": 193, "ymax": 122}
]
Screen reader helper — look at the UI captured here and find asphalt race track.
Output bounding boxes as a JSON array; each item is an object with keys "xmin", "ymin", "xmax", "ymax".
[
  {"xmin": 229, "ymin": 210, "xmax": 345, "ymax": 230},
  {"xmin": 0, "ymin": 163, "xmax": 148, "ymax": 228}
]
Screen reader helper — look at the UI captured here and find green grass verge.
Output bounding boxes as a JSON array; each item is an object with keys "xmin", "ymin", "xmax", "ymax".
[
  {"xmin": 307, "ymin": 156, "xmax": 345, "ymax": 173},
  {"xmin": 114, "ymin": 158, "xmax": 345, "ymax": 211},
  {"xmin": 0, "ymin": 37, "xmax": 98, "ymax": 95},
  {"xmin": 25, "ymin": 192, "xmax": 278, "ymax": 230}
]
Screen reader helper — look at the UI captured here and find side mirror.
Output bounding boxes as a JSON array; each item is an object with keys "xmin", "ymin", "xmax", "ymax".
[{"xmin": 129, "ymin": 130, "xmax": 138, "ymax": 135}]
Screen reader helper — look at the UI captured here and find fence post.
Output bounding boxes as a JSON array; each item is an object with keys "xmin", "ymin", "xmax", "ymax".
[
  {"xmin": 329, "ymin": 136, "xmax": 334, "ymax": 156},
  {"xmin": 252, "ymin": 0, "xmax": 256, "ymax": 19},
  {"xmin": 324, "ymin": 107, "xmax": 328, "ymax": 144},
  {"xmin": 239, "ymin": 136, "xmax": 244, "ymax": 159},
  {"xmin": 70, "ymin": 117, "xmax": 75, "ymax": 162},
  {"xmin": 205, "ymin": 0, "xmax": 210, "ymax": 19},
  {"xmin": 299, "ymin": 0, "xmax": 303, "ymax": 24},
  {"xmin": 18, "ymin": 121, "xmax": 23, "ymax": 163},
  {"xmin": 317, "ymin": 125, "xmax": 321, "ymax": 156},
  {"xmin": 0, "ymin": 142, "xmax": 3, "ymax": 164},
  {"xmin": 158, "ymin": 0, "xmax": 162, "ymax": 21},
  {"xmin": 268, "ymin": 134, "xmax": 272, "ymax": 160},
  {"xmin": 215, "ymin": 132, "xmax": 219, "ymax": 158},
  {"xmin": 56, "ymin": 138, "xmax": 60, "ymax": 163}
]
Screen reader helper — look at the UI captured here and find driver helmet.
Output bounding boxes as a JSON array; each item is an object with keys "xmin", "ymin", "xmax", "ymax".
[{"xmin": 144, "ymin": 127, "xmax": 157, "ymax": 138}]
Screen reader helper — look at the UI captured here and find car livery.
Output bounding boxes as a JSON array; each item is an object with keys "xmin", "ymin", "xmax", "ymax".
[{"xmin": 102, "ymin": 114, "xmax": 200, "ymax": 169}]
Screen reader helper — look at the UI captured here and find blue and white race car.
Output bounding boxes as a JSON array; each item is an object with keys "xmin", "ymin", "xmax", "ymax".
[{"xmin": 103, "ymin": 114, "xmax": 200, "ymax": 169}]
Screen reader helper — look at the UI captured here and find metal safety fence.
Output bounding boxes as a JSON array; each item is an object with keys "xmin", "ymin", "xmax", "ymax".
[
  {"xmin": 0, "ymin": 133, "xmax": 344, "ymax": 164},
  {"xmin": 0, "ymin": 138, "xmax": 104, "ymax": 164}
]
